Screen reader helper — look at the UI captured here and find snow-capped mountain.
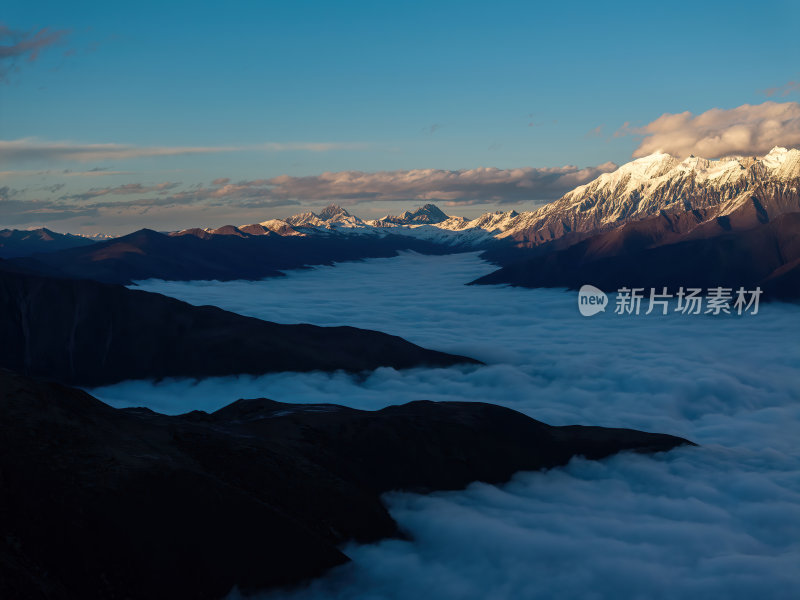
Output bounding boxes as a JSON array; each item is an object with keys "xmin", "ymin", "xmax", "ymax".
[
  {"xmin": 284, "ymin": 205, "xmax": 367, "ymax": 229},
  {"xmin": 177, "ymin": 147, "xmax": 799, "ymax": 248},
  {"xmin": 499, "ymin": 146, "xmax": 800, "ymax": 245},
  {"xmin": 373, "ymin": 203, "xmax": 450, "ymax": 225}
]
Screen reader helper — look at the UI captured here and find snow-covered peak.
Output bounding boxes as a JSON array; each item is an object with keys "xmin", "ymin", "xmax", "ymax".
[
  {"xmin": 318, "ymin": 204, "xmax": 351, "ymax": 220},
  {"xmin": 762, "ymin": 146, "xmax": 800, "ymax": 178},
  {"xmin": 284, "ymin": 211, "xmax": 325, "ymax": 227},
  {"xmin": 380, "ymin": 203, "xmax": 449, "ymax": 225},
  {"xmin": 254, "ymin": 219, "xmax": 303, "ymax": 236},
  {"xmin": 766, "ymin": 146, "xmax": 790, "ymax": 157},
  {"xmin": 618, "ymin": 152, "xmax": 678, "ymax": 177},
  {"xmin": 282, "ymin": 204, "xmax": 367, "ymax": 229},
  {"xmin": 466, "ymin": 210, "xmax": 521, "ymax": 232},
  {"xmin": 677, "ymin": 155, "xmax": 712, "ymax": 171},
  {"xmin": 563, "ymin": 152, "xmax": 679, "ymax": 200}
]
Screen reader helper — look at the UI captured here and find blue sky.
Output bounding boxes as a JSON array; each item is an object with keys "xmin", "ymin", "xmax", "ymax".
[{"xmin": 2, "ymin": 0, "xmax": 799, "ymax": 233}]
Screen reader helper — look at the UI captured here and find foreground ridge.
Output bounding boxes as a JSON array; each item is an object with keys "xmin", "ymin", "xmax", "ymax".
[{"xmin": 0, "ymin": 370, "xmax": 693, "ymax": 600}]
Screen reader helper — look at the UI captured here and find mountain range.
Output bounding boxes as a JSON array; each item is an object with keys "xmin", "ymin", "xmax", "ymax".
[
  {"xmin": 0, "ymin": 228, "xmax": 94, "ymax": 258},
  {"xmin": 170, "ymin": 146, "xmax": 800, "ymax": 248},
  {"xmin": 3, "ymin": 147, "xmax": 799, "ymax": 298}
]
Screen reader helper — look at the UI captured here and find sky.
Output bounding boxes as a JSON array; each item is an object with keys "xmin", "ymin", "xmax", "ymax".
[{"xmin": 2, "ymin": 0, "xmax": 800, "ymax": 234}]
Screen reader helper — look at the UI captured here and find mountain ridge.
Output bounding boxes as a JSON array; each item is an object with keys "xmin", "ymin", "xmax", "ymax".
[
  {"xmin": 0, "ymin": 369, "xmax": 693, "ymax": 599},
  {"xmin": 0, "ymin": 264, "xmax": 478, "ymax": 386},
  {"xmin": 163, "ymin": 147, "xmax": 800, "ymax": 249}
]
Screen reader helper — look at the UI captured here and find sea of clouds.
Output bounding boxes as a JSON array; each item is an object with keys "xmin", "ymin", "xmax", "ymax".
[{"xmin": 90, "ymin": 252, "xmax": 800, "ymax": 599}]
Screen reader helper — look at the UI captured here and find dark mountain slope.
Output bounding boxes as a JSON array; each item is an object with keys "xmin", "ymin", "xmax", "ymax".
[
  {"xmin": 0, "ymin": 228, "xmax": 94, "ymax": 258},
  {"xmin": 474, "ymin": 210, "xmax": 800, "ymax": 300},
  {"xmin": 10, "ymin": 227, "xmax": 461, "ymax": 285},
  {"xmin": 0, "ymin": 370, "xmax": 693, "ymax": 600},
  {"xmin": 0, "ymin": 267, "xmax": 477, "ymax": 386}
]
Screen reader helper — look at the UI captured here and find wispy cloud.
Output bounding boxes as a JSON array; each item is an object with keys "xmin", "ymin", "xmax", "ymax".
[
  {"xmin": 761, "ymin": 80, "xmax": 800, "ymax": 98},
  {"xmin": 60, "ymin": 182, "xmax": 181, "ymax": 202},
  {"xmin": 620, "ymin": 101, "xmax": 800, "ymax": 158},
  {"xmin": 0, "ymin": 179, "xmax": 300, "ymax": 229},
  {"xmin": 0, "ymin": 23, "xmax": 70, "ymax": 81},
  {"xmin": 0, "ymin": 138, "xmax": 369, "ymax": 163},
  {"xmin": 0, "ymin": 168, "xmax": 130, "ymax": 179},
  {"xmin": 585, "ymin": 124, "xmax": 604, "ymax": 138}
]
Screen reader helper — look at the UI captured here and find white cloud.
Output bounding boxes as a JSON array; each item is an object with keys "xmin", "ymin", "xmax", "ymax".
[
  {"xmin": 92, "ymin": 252, "xmax": 800, "ymax": 600},
  {"xmin": 627, "ymin": 101, "xmax": 800, "ymax": 159}
]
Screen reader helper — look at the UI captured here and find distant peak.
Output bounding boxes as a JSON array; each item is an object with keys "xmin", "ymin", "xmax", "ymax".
[
  {"xmin": 381, "ymin": 203, "xmax": 449, "ymax": 225},
  {"xmin": 318, "ymin": 204, "xmax": 350, "ymax": 220}
]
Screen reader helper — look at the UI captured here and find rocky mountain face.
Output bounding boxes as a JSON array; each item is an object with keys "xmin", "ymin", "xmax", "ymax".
[
  {"xmin": 0, "ymin": 369, "xmax": 692, "ymax": 600},
  {"xmin": 377, "ymin": 203, "xmax": 450, "ymax": 225},
  {"xmin": 472, "ymin": 150, "xmax": 800, "ymax": 298},
  {"xmin": 0, "ymin": 265, "xmax": 477, "ymax": 386},
  {"xmin": 474, "ymin": 210, "xmax": 800, "ymax": 298}
]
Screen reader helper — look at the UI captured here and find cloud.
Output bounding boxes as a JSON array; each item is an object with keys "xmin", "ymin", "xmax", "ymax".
[
  {"xmin": 0, "ymin": 179, "xmax": 301, "ymax": 231},
  {"xmin": 60, "ymin": 182, "xmax": 180, "ymax": 202},
  {"xmin": 0, "ymin": 23, "xmax": 69, "ymax": 81},
  {"xmin": 585, "ymin": 124, "xmax": 604, "ymax": 138},
  {"xmin": 0, "ymin": 161, "xmax": 615, "ymax": 230},
  {"xmin": 0, "ymin": 192, "xmax": 98, "ymax": 225},
  {"xmin": 762, "ymin": 80, "xmax": 800, "ymax": 98},
  {"xmin": 163, "ymin": 180, "xmax": 295, "ymax": 208},
  {"xmin": 90, "ymin": 252, "xmax": 800, "ymax": 600},
  {"xmin": 0, "ymin": 168, "xmax": 132, "ymax": 179},
  {"xmin": 0, "ymin": 138, "xmax": 368, "ymax": 164},
  {"xmin": 625, "ymin": 101, "xmax": 800, "ymax": 159},
  {"xmin": 260, "ymin": 163, "xmax": 618, "ymax": 206}
]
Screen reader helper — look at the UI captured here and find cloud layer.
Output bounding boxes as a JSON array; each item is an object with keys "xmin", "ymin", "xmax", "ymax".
[
  {"xmin": 92, "ymin": 252, "xmax": 800, "ymax": 600},
  {"xmin": 261, "ymin": 163, "xmax": 617, "ymax": 206},
  {"xmin": 1, "ymin": 159, "xmax": 618, "ymax": 231},
  {"xmin": 0, "ymin": 181, "xmax": 300, "ymax": 229},
  {"xmin": 629, "ymin": 101, "xmax": 800, "ymax": 159}
]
